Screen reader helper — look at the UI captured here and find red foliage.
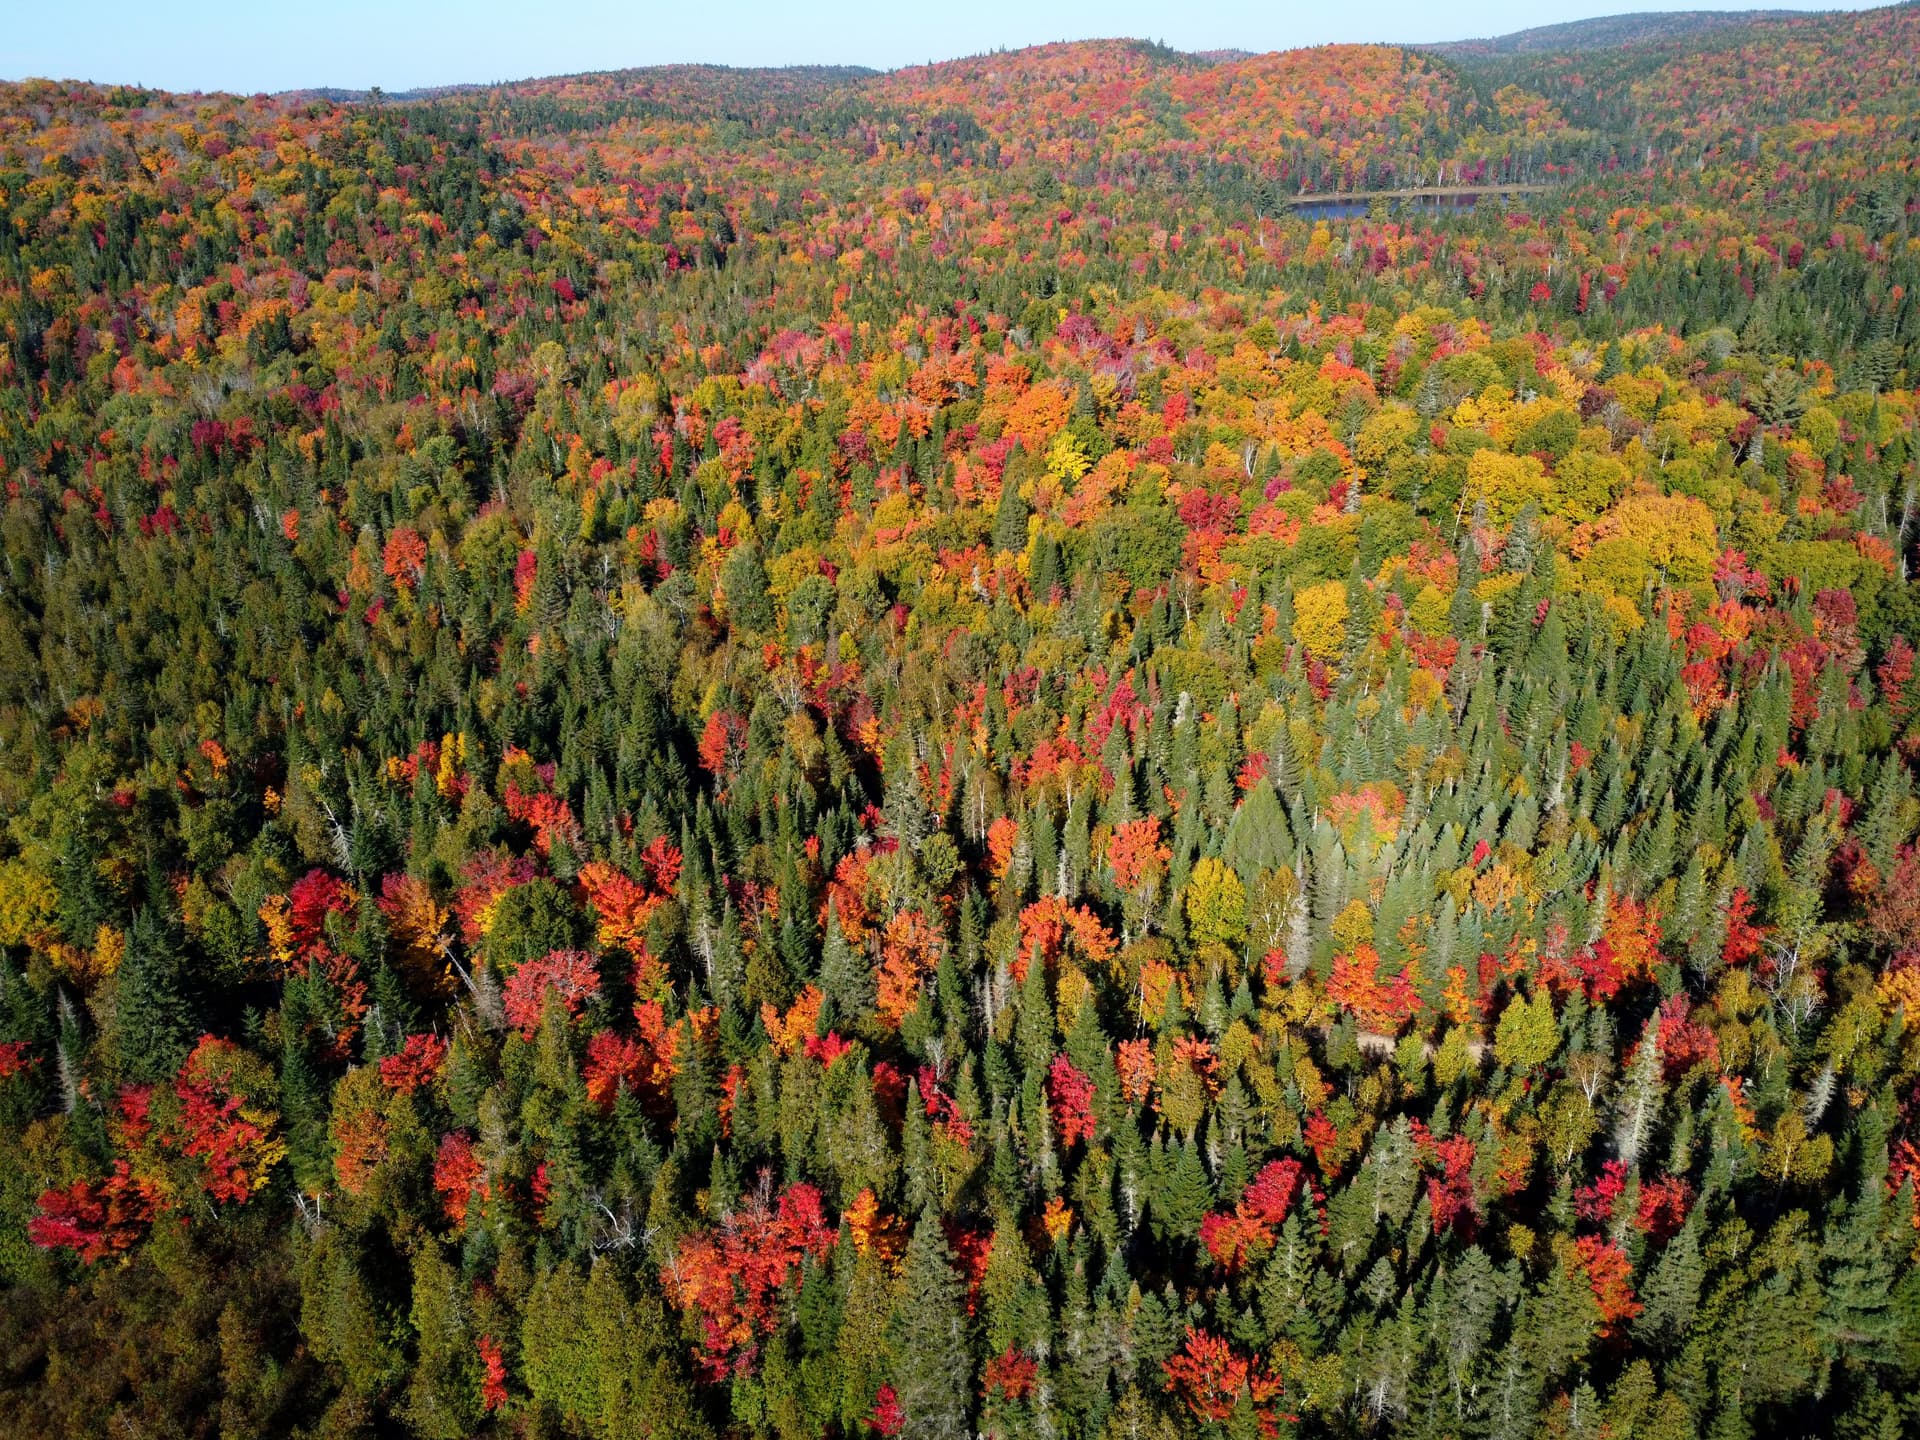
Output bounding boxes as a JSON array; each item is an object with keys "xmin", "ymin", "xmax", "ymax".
[
  {"xmin": 1107, "ymin": 815, "xmax": 1169, "ymax": 893},
  {"xmin": 1242, "ymin": 1156, "xmax": 1305, "ymax": 1225},
  {"xmin": 921, "ymin": 1067, "xmax": 976, "ymax": 1149},
  {"xmin": 1198, "ymin": 1210, "xmax": 1269, "ymax": 1273},
  {"xmin": 871, "ymin": 1060, "xmax": 908, "ymax": 1128},
  {"xmin": 943, "ymin": 1219, "xmax": 994, "ymax": 1312},
  {"xmin": 577, "ymin": 862, "xmax": 656, "ymax": 957},
  {"xmin": 1201, "ymin": 1157, "xmax": 1304, "ymax": 1271},
  {"xmin": 1412, "ymin": 1120, "xmax": 1478, "ymax": 1235},
  {"xmin": 28, "ymin": 1161, "xmax": 161, "ymax": 1262},
  {"xmin": 287, "ymin": 868, "xmax": 353, "ymax": 951},
  {"xmin": 1722, "ymin": 887, "xmax": 1767, "ymax": 967},
  {"xmin": 1865, "ymin": 847, "xmax": 1920, "ymax": 964},
  {"xmin": 501, "ymin": 949, "xmax": 600, "ymax": 1037},
  {"xmin": 986, "ymin": 815, "xmax": 1021, "ymax": 880},
  {"xmin": 984, "ymin": 1347, "xmax": 1038, "ymax": 1400},
  {"xmin": 513, "ymin": 549, "xmax": 538, "ymax": 611},
  {"xmin": 804, "ymin": 1031, "xmax": 854, "ymax": 1067},
  {"xmin": 661, "ymin": 1180, "xmax": 837, "ymax": 1381},
  {"xmin": 502, "ymin": 781, "xmax": 580, "ymax": 857},
  {"xmin": 302, "ymin": 944, "xmax": 371, "ymax": 1062},
  {"xmin": 1877, "ymin": 636, "xmax": 1915, "ymax": 724},
  {"xmin": 1047, "ymin": 1054, "xmax": 1097, "ymax": 1148},
  {"xmin": 582, "ymin": 1006, "xmax": 679, "ymax": 1115},
  {"xmin": 434, "ymin": 1130, "xmax": 486, "ymax": 1226},
  {"xmin": 1116, "ymin": 1037, "xmax": 1155, "ymax": 1105},
  {"xmin": 876, "ymin": 908, "xmax": 945, "ymax": 1027},
  {"xmin": 1594, "ymin": 895, "xmax": 1663, "ymax": 991},
  {"xmin": 698, "ymin": 710, "xmax": 746, "ymax": 776},
  {"xmin": 453, "ymin": 851, "xmax": 540, "ymax": 945},
  {"xmin": 174, "ymin": 1036, "xmax": 280, "ymax": 1205},
  {"xmin": 1304, "ymin": 1112, "xmax": 1341, "ymax": 1175},
  {"xmin": 1655, "ymin": 995, "xmax": 1720, "ymax": 1080},
  {"xmin": 1162, "ymin": 1327, "xmax": 1283, "ymax": 1423},
  {"xmin": 1013, "ymin": 895, "xmax": 1116, "ymax": 978},
  {"xmin": 382, "ymin": 526, "xmax": 427, "ymax": 590},
  {"xmin": 868, "ymin": 1384, "xmax": 904, "ymax": 1436},
  {"xmin": 637, "ymin": 835, "xmax": 683, "ymax": 895},
  {"xmin": 1574, "ymin": 1234, "xmax": 1643, "ymax": 1339},
  {"xmin": 477, "ymin": 1334, "xmax": 508, "ymax": 1411},
  {"xmin": 1326, "ymin": 944, "xmax": 1423, "ymax": 1034},
  {"xmin": 1635, "ymin": 1176, "xmax": 1694, "ymax": 1241},
  {"xmin": 113, "ymin": 1085, "xmax": 155, "ymax": 1148},
  {"xmin": 1574, "ymin": 1160, "xmax": 1627, "ymax": 1225},
  {"xmin": 378, "ymin": 1032, "xmax": 449, "ymax": 1093},
  {"xmin": 0, "ymin": 1040, "xmax": 36, "ymax": 1079}
]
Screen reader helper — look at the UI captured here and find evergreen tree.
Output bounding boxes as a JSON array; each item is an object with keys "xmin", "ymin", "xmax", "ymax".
[
  {"xmin": 113, "ymin": 907, "xmax": 198, "ymax": 1084},
  {"xmin": 889, "ymin": 1216, "xmax": 973, "ymax": 1440}
]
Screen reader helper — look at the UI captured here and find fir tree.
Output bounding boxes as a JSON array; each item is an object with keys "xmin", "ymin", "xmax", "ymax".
[{"xmin": 889, "ymin": 1215, "xmax": 974, "ymax": 1440}]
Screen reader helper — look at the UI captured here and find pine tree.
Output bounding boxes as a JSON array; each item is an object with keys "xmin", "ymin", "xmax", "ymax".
[
  {"xmin": 114, "ymin": 907, "xmax": 197, "ymax": 1084},
  {"xmin": 821, "ymin": 900, "xmax": 875, "ymax": 1020},
  {"xmin": 1633, "ymin": 1213, "xmax": 1705, "ymax": 1350},
  {"xmin": 1820, "ymin": 1178, "xmax": 1907, "ymax": 1370},
  {"xmin": 993, "ymin": 472, "xmax": 1031, "ymax": 556},
  {"xmin": 1613, "ymin": 1016, "xmax": 1665, "ymax": 1167},
  {"xmin": 405, "ymin": 1243, "xmax": 481, "ymax": 1439},
  {"xmin": 1154, "ymin": 1137, "xmax": 1212, "ymax": 1242},
  {"xmin": 1223, "ymin": 777, "xmax": 1291, "ymax": 892},
  {"xmin": 889, "ymin": 1215, "xmax": 974, "ymax": 1439}
]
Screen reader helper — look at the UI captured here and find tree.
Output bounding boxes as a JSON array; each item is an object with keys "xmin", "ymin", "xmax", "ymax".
[
  {"xmin": 888, "ymin": 1215, "xmax": 973, "ymax": 1440},
  {"xmin": 1184, "ymin": 858, "xmax": 1246, "ymax": 951},
  {"xmin": 721, "ymin": 542, "xmax": 775, "ymax": 633},
  {"xmin": 113, "ymin": 908, "xmax": 197, "ymax": 1084},
  {"xmin": 993, "ymin": 472, "xmax": 1031, "ymax": 555},
  {"xmin": 1493, "ymin": 989, "xmax": 1559, "ymax": 1073},
  {"xmin": 1613, "ymin": 1018, "xmax": 1665, "ymax": 1167},
  {"xmin": 1048, "ymin": 1054, "xmax": 1096, "ymax": 1149},
  {"xmin": 406, "ymin": 1243, "xmax": 482, "ymax": 1439},
  {"xmin": 1292, "ymin": 580, "xmax": 1349, "ymax": 661}
]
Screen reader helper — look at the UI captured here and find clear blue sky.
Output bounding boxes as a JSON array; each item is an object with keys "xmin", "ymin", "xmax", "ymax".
[{"xmin": 2, "ymin": 0, "xmax": 1890, "ymax": 94}]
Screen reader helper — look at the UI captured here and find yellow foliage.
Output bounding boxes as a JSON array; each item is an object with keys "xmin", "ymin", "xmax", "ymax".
[
  {"xmin": 1549, "ymin": 449, "xmax": 1625, "ymax": 522},
  {"xmin": 1465, "ymin": 449, "xmax": 1549, "ymax": 525},
  {"xmin": 0, "ymin": 860, "xmax": 57, "ymax": 948},
  {"xmin": 1331, "ymin": 899, "xmax": 1373, "ymax": 954},
  {"xmin": 1407, "ymin": 584, "xmax": 1451, "ymax": 635},
  {"xmin": 1185, "ymin": 857, "xmax": 1247, "ymax": 949},
  {"xmin": 1354, "ymin": 405, "xmax": 1419, "ymax": 465},
  {"xmin": 1585, "ymin": 492, "xmax": 1718, "ymax": 584},
  {"xmin": 1291, "ymin": 580, "xmax": 1349, "ymax": 661},
  {"xmin": 92, "ymin": 925, "xmax": 126, "ymax": 979},
  {"xmin": 1045, "ymin": 429, "xmax": 1091, "ymax": 483}
]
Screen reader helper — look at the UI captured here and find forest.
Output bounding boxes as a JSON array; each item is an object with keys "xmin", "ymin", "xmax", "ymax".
[{"xmin": 1, "ymin": 4, "xmax": 1919, "ymax": 1437}]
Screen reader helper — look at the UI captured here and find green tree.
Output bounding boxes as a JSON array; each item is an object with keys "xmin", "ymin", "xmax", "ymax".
[{"xmin": 888, "ymin": 1216, "xmax": 973, "ymax": 1440}]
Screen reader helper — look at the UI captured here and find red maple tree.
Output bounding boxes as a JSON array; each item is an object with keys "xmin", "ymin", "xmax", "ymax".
[{"xmin": 1047, "ymin": 1054, "xmax": 1097, "ymax": 1148}]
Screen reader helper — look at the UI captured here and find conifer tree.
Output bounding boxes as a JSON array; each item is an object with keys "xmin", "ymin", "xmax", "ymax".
[{"xmin": 888, "ymin": 1215, "xmax": 973, "ymax": 1440}]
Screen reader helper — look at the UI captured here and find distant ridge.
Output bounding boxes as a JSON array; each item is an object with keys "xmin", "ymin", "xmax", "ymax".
[
  {"xmin": 275, "ymin": 64, "xmax": 877, "ymax": 103},
  {"xmin": 1426, "ymin": 8, "xmax": 1803, "ymax": 54}
]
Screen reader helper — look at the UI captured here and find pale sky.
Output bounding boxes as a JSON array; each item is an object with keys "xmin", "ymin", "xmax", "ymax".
[{"xmin": 0, "ymin": 0, "xmax": 1891, "ymax": 94}]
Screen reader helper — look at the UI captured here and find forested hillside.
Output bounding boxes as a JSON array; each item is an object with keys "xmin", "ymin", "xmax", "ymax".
[{"xmin": 1, "ymin": 6, "xmax": 1919, "ymax": 1438}]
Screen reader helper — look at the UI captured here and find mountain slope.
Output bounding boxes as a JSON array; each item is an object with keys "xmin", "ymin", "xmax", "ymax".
[{"xmin": 1429, "ymin": 8, "xmax": 1801, "ymax": 54}]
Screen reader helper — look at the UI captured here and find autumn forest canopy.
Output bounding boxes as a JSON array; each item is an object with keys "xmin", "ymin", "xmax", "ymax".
[{"xmin": 2, "ymin": 5, "xmax": 1920, "ymax": 1438}]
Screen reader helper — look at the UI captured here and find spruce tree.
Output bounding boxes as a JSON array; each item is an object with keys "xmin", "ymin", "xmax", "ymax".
[
  {"xmin": 889, "ymin": 1215, "xmax": 973, "ymax": 1440},
  {"xmin": 114, "ymin": 907, "xmax": 197, "ymax": 1084}
]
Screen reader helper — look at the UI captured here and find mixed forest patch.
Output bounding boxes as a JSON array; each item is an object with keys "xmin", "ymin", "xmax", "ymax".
[{"xmin": 1, "ymin": 6, "xmax": 1919, "ymax": 1438}]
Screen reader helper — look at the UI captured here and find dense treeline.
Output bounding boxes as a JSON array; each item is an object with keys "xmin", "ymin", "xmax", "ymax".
[{"xmin": 1, "ymin": 7, "xmax": 1919, "ymax": 1440}]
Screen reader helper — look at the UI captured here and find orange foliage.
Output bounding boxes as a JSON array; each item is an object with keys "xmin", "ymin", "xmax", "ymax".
[{"xmin": 875, "ymin": 908, "xmax": 945, "ymax": 1028}]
